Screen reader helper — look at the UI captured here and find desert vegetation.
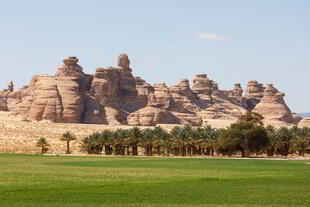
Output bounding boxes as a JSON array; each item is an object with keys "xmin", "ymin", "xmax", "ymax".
[{"xmin": 79, "ymin": 113, "xmax": 310, "ymax": 158}]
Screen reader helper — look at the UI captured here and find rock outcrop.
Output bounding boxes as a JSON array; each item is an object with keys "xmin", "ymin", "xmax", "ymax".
[
  {"xmin": 228, "ymin": 83, "xmax": 246, "ymax": 107},
  {"xmin": 168, "ymin": 79, "xmax": 198, "ymax": 113},
  {"xmin": 134, "ymin": 77, "xmax": 156, "ymax": 107},
  {"xmin": 298, "ymin": 118, "xmax": 310, "ymax": 127},
  {"xmin": 127, "ymin": 106, "xmax": 181, "ymax": 126},
  {"xmin": 152, "ymin": 83, "xmax": 172, "ymax": 109},
  {"xmin": 253, "ymin": 84, "xmax": 293, "ymax": 123},
  {"xmin": 245, "ymin": 80, "xmax": 265, "ymax": 110},
  {"xmin": 0, "ymin": 53, "xmax": 298, "ymax": 127}
]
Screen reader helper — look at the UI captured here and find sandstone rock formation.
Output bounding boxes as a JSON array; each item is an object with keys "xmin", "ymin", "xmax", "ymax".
[
  {"xmin": 0, "ymin": 53, "xmax": 299, "ymax": 127},
  {"xmin": 298, "ymin": 118, "xmax": 310, "ymax": 127},
  {"xmin": 127, "ymin": 106, "xmax": 181, "ymax": 126},
  {"xmin": 134, "ymin": 77, "xmax": 156, "ymax": 107},
  {"xmin": 253, "ymin": 84, "xmax": 294, "ymax": 123},
  {"xmin": 228, "ymin": 83, "xmax": 246, "ymax": 107},
  {"xmin": 168, "ymin": 79, "xmax": 198, "ymax": 113},
  {"xmin": 245, "ymin": 80, "xmax": 265, "ymax": 110}
]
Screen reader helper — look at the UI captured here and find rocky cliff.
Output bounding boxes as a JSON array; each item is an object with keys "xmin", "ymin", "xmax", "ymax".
[{"xmin": 0, "ymin": 53, "xmax": 302, "ymax": 126}]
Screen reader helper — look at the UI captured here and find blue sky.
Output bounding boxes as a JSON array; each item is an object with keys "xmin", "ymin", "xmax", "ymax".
[{"xmin": 0, "ymin": 0, "xmax": 309, "ymax": 112}]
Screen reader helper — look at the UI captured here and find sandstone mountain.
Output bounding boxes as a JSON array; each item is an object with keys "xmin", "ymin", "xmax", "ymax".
[{"xmin": 0, "ymin": 54, "xmax": 304, "ymax": 126}]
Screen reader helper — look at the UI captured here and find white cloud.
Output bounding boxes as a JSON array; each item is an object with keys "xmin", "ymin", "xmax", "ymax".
[{"xmin": 194, "ymin": 32, "xmax": 231, "ymax": 41}]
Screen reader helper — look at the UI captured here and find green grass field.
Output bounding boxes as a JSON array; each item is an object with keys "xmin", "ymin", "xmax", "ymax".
[{"xmin": 0, "ymin": 154, "xmax": 309, "ymax": 207}]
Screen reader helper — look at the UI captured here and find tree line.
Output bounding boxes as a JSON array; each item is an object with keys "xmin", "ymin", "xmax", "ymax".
[{"xmin": 37, "ymin": 112, "xmax": 310, "ymax": 157}]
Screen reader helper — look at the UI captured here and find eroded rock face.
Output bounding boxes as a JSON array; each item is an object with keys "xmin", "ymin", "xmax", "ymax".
[
  {"xmin": 298, "ymin": 118, "xmax": 310, "ymax": 127},
  {"xmin": 192, "ymin": 74, "xmax": 213, "ymax": 95},
  {"xmin": 0, "ymin": 92, "xmax": 8, "ymax": 111},
  {"xmin": 245, "ymin": 80, "xmax": 265, "ymax": 110},
  {"xmin": 227, "ymin": 83, "xmax": 246, "ymax": 107},
  {"xmin": 0, "ymin": 54, "xmax": 297, "ymax": 127},
  {"xmin": 152, "ymin": 83, "xmax": 172, "ymax": 109},
  {"xmin": 135, "ymin": 77, "xmax": 156, "ymax": 107},
  {"xmin": 92, "ymin": 67, "xmax": 137, "ymax": 106},
  {"xmin": 28, "ymin": 76, "xmax": 63, "ymax": 122},
  {"xmin": 197, "ymin": 92, "xmax": 248, "ymax": 121},
  {"xmin": 117, "ymin": 53, "xmax": 130, "ymax": 68},
  {"xmin": 84, "ymin": 54, "xmax": 139, "ymax": 124},
  {"xmin": 2, "ymin": 57, "xmax": 90, "ymax": 123},
  {"xmin": 171, "ymin": 112, "xmax": 203, "ymax": 126},
  {"xmin": 253, "ymin": 84, "xmax": 294, "ymax": 123},
  {"xmin": 245, "ymin": 80, "xmax": 265, "ymax": 98},
  {"xmin": 127, "ymin": 106, "xmax": 181, "ymax": 126},
  {"xmin": 168, "ymin": 79, "xmax": 198, "ymax": 113}
]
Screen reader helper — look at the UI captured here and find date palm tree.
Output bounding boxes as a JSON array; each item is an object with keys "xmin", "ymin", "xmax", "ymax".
[
  {"xmin": 126, "ymin": 127, "xmax": 142, "ymax": 155},
  {"xmin": 113, "ymin": 129, "xmax": 129, "ymax": 155},
  {"xmin": 140, "ymin": 128, "xmax": 155, "ymax": 156},
  {"xmin": 60, "ymin": 131, "xmax": 76, "ymax": 154},
  {"xmin": 276, "ymin": 127, "xmax": 293, "ymax": 156},
  {"xmin": 152, "ymin": 126, "xmax": 171, "ymax": 156},
  {"xmin": 171, "ymin": 126, "xmax": 192, "ymax": 156},
  {"xmin": 289, "ymin": 126, "xmax": 310, "ymax": 156},
  {"xmin": 265, "ymin": 125, "xmax": 277, "ymax": 156},
  {"xmin": 81, "ymin": 132, "xmax": 100, "ymax": 154},
  {"xmin": 200, "ymin": 125, "xmax": 221, "ymax": 156},
  {"xmin": 99, "ymin": 130, "xmax": 114, "ymax": 155},
  {"xmin": 36, "ymin": 137, "xmax": 50, "ymax": 154}
]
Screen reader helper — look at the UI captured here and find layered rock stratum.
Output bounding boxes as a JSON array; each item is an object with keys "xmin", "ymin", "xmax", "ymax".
[{"xmin": 0, "ymin": 54, "xmax": 306, "ymax": 127}]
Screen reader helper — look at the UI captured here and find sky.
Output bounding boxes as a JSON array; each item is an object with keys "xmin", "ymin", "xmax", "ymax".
[{"xmin": 0, "ymin": 0, "xmax": 309, "ymax": 112}]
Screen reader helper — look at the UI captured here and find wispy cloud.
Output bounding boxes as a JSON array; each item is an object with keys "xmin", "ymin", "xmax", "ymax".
[{"xmin": 194, "ymin": 32, "xmax": 231, "ymax": 41}]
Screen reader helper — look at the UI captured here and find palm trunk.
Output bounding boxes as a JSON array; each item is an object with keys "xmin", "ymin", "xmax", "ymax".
[
  {"xmin": 144, "ymin": 144, "xmax": 149, "ymax": 156},
  {"xmin": 157, "ymin": 146, "xmax": 161, "ymax": 156},
  {"xmin": 132, "ymin": 145, "xmax": 138, "ymax": 156},
  {"xmin": 66, "ymin": 141, "xmax": 70, "ymax": 154},
  {"xmin": 206, "ymin": 148, "xmax": 210, "ymax": 156},
  {"xmin": 187, "ymin": 146, "xmax": 191, "ymax": 156},
  {"xmin": 149, "ymin": 144, "xmax": 152, "ymax": 156},
  {"xmin": 182, "ymin": 145, "xmax": 186, "ymax": 156},
  {"xmin": 267, "ymin": 147, "xmax": 274, "ymax": 156},
  {"xmin": 241, "ymin": 149, "xmax": 246, "ymax": 158},
  {"xmin": 300, "ymin": 147, "xmax": 305, "ymax": 157},
  {"xmin": 105, "ymin": 145, "xmax": 112, "ymax": 155},
  {"xmin": 198, "ymin": 147, "xmax": 202, "ymax": 155}
]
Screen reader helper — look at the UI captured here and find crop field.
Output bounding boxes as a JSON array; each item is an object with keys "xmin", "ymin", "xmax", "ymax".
[{"xmin": 0, "ymin": 154, "xmax": 309, "ymax": 207}]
